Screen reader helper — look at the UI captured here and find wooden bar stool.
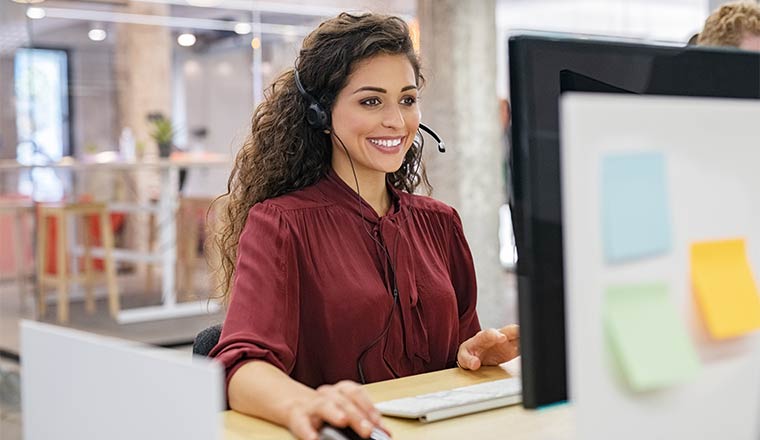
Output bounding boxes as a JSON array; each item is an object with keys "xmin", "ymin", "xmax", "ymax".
[{"xmin": 36, "ymin": 202, "xmax": 119, "ymax": 323}]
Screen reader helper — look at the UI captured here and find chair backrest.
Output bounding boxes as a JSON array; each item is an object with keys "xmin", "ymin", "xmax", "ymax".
[{"xmin": 193, "ymin": 323, "xmax": 223, "ymax": 357}]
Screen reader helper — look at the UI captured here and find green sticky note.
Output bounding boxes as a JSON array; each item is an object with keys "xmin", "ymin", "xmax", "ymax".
[{"xmin": 605, "ymin": 283, "xmax": 700, "ymax": 391}]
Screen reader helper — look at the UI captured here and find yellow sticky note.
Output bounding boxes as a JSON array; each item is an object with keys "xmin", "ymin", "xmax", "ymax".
[{"xmin": 691, "ymin": 238, "xmax": 760, "ymax": 339}]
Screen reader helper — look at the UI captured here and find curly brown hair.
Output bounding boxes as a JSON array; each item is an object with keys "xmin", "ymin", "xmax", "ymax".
[
  {"xmin": 698, "ymin": 1, "xmax": 760, "ymax": 47},
  {"xmin": 211, "ymin": 12, "xmax": 429, "ymax": 304}
]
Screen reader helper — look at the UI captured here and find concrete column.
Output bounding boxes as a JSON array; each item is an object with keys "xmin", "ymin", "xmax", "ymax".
[
  {"xmin": 417, "ymin": 0, "xmax": 508, "ymax": 329},
  {"xmin": 114, "ymin": 2, "xmax": 172, "ymax": 153},
  {"xmin": 114, "ymin": 2, "xmax": 173, "ymax": 278}
]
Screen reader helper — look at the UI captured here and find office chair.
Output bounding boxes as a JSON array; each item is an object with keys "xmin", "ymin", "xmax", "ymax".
[
  {"xmin": 193, "ymin": 323, "xmax": 222, "ymax": 357},
  {"xmin": 192, "ymin": 323, "xmax": 229, "ymax": 409}
]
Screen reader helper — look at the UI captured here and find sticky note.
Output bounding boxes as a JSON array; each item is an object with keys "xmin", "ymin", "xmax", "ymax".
[
  {"xmin": 601, "ymin": 152, "xmax": 671, "ymax": 262},
  {"xmin": 605, "ymin": 283, "xmax": 700, "ymax": 391},
  {"xmin": 691, "ymin": 239, "xmax": 760, "ymax": 339}
]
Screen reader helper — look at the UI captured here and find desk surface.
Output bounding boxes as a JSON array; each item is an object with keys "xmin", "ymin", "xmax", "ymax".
[{"xmin": 222, "ymin": 367, "xmax": 574, "ymax": 440}]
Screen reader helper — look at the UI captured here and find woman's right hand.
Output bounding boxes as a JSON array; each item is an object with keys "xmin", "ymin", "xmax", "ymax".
[{"xmin": 286, "ymin": 380, "xmax": 389, "ymax": 440}]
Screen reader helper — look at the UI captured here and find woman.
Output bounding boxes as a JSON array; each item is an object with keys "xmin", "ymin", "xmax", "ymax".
[{"xmin": 210, "ymin": 12, "xmax": 519, "ymax": 440}]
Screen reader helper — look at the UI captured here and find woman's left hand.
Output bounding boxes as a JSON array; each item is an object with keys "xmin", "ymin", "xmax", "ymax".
[{"xmin": 456, "ymin": 324, "xmax": 520, "ymax": 370}]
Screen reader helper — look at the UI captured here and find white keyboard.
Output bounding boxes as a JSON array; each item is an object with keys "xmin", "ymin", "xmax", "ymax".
[{"xmin": 375, "ymin": 378, "xmax": 522, "ymax": 423}]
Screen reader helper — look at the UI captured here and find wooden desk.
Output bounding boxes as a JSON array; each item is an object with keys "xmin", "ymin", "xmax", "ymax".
[{"xmin": 223, "ymin": 367, "xmax": 575, "ymax": 439}]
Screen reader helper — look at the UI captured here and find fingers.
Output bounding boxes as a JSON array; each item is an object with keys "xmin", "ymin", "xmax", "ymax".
[
  {"xmin": 288, "ymin": 404, "xmax": 321, "ymax": 440},
  {"xmin": 505, "ymin": 340, "xmax": 520, "ymax": 362},
  {"xmin": 334, "ymin": 381, "xmax": 383, "ymax": 425},
  {"xmin": 285, "ymin": 379, "xmax": 395, "ymax": 440},
  {"xmin": 458, "ymin": 329, "xmax": 506, "ymax": 370},
  {"xmin": 293, "ymin": 382, "xmax": 384, "ymax": 439},
  {"xmin": 288, "ymin": 389, "xmax": 354, "ymax": 440},
  {"xmin": 500, "ymin": 325, "xmax": 520, "ymax": 361},
  {"xmin": 458, "ymin": 327, "xmax": 523, "ymax": 370},
  {"xmin": 458, "ymin": 348, "xmax": 482, "ymax": 370},
  {"xmin": 326, "ymin": 385, "xmax": 377, "ymax": 437},
  {"xmin": 499, "ymin": 324, "xmax": 520, "ymax": 341},
  {"xmin": 475, "ymin": 328, "xmax": 508, "ymax": 347}
]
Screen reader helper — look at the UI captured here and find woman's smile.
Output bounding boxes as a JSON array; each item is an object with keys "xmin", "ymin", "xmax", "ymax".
[{"xmin": 365, "ymin": 136, "xmax": 406, "ymax": 154}]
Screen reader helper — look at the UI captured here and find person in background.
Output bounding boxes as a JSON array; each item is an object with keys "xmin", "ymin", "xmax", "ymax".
[
  {"xmin": 697, "ymin": 1, "xmax": 760, "ymax": 51},
  {"xmin": 209, "ymin": 12, "xmax": 520, "ymax": 440}
]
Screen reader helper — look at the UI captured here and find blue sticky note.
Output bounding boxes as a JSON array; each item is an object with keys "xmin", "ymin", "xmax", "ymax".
[{"xmin": 601, "ymin": 152, "xmax": 671, "ymax": 262}]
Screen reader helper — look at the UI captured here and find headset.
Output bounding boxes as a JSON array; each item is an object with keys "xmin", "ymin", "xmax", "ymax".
[
  {"xmin": 294, "ymin": 69, "xmax": 331, "ymax": 133},
  {"xmin": 294, "ymin": 68, "xmax": 446, "ymax": 383},
  {"xmin": 294, "ymin": 69, "xmax": 446, "ymax": 153}
]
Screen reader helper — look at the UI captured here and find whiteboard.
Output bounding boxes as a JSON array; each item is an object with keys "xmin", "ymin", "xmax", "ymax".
[{"xmin": 561, "ymin": 93, "xmax": 760, "ymax": 439}]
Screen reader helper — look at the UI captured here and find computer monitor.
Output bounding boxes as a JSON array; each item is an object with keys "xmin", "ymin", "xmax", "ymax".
[
  {"xmin": 508, "ymin": 34, "xmax": 760, "ymax": 408},
  {"xmin": 21, "ymin": 320, "xmax": 224, "ymax": 440}
]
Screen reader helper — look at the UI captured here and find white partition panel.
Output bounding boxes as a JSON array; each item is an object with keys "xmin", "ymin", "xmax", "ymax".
[{"xmin": 21, "ymin": 321, "xmax": 224, "ymax": 440}]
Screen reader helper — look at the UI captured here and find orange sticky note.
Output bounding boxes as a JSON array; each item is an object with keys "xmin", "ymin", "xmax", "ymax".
[{"xmin": 691, "ymin": 238, "xmax": 760, "ymax": 339}]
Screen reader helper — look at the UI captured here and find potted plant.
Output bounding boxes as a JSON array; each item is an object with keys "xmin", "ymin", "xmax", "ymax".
[{"xmin": 147, "ymin": 112, "xmax": 175, "ymax": 158}]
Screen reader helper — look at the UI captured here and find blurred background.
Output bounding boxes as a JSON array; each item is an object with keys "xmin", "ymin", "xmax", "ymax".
[{"xmin": 0, "ymin": 0, "xmax": 730, "ymax": 438}]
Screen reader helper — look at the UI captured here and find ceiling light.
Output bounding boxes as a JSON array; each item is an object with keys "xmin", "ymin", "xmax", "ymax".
[
  {"xmin": 234, "ymin": 22, "xmax": 251, "ymax": 35},
  {"xmin": 177, "ymin": 33, "xmax": 196, "ymax": 47},
  {"xmin": 88, "ymin": 28, "xmax": 107, "ymax": 41},
  {"xmin": 26, "ymin": 7, "xmax": 46, "ymax": 19},
  {"xmin": 250, "ymin": 37, "xmax": 261, "ymax": 50},
  {"xmin": 12, "ymin": 0, "xmax": 45, "ymax": 4}
]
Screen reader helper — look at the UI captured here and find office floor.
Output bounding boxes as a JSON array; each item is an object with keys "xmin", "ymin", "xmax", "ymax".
[{"xmin": 1, "ymin": 355, "xmax": 22, "ymax": 440}]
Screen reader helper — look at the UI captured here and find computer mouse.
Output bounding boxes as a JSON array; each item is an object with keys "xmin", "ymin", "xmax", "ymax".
[{"xmin": 318, "ymin": 424, "xmax": 391, "ymax": 440}]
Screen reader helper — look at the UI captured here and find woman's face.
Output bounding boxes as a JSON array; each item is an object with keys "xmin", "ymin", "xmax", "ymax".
[{"xmin": 329, "ymin": 53, "xmax": 421, "ymax": 180}]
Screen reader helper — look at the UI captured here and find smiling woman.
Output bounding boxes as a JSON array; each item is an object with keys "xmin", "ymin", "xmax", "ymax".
[
  {"xmin": 329, "ymin": 53, "xmax": 422, "ymax": 216},
  {"xmin": 208, "ymin": 12, "xmax": 519, "ymax": 440}
]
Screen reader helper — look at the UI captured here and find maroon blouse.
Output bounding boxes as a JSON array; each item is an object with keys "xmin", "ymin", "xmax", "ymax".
[{"xmin": 209, "ymin": 170, "xmax": 481, "ymax": 389}]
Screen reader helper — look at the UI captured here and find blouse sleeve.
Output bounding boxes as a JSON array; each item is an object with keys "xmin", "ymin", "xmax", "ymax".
[
  {"xmin": 448, "ymin": 208, "xmax": 482, "ymax": 344},
  {"xmin": 209, "ymin": 202, "xmax": 300, "ymax": 389}
]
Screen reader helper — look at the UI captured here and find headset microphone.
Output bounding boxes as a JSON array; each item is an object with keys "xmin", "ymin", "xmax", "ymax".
[{"xmin": 418, "ymin": 123, "xmax": 446, "ymax": 153}]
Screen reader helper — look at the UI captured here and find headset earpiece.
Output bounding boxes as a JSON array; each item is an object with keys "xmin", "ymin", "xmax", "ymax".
[{"xmin": 294, "ymin": 69, "xmax": 331, "ymax": 132}]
